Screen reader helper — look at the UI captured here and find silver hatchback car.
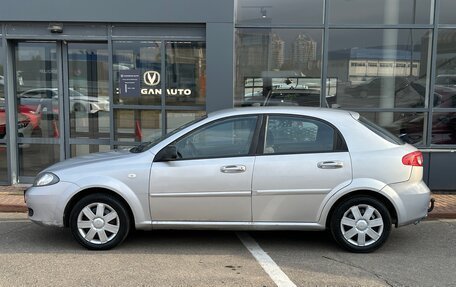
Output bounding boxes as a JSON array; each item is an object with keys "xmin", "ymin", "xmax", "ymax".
[{"xmin": 25, "ymin": 107, "xmax": 432, "ymax": 252}]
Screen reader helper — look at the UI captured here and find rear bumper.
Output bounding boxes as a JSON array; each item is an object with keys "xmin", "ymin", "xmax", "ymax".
[
  {"xmin": 382, "ymin": 180, "xmax": 431, "ymax": 227},
  {"xmin": 428, "ymin": 198, "xmax": 435, "ymax": 213}
]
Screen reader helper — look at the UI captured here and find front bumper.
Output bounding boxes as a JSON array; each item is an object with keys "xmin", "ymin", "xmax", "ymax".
[{"xmin": 25, "ymin": 181, "xmax": 80, "ymax": 227}]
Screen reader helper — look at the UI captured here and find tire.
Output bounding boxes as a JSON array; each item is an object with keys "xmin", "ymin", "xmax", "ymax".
[
  {"xmin": 69, "ymin": 193, "xmax": 130, "ymax": 250},
  {"xmin": 73, "ymin": 103, "xmax": 86, "ymax": 113},
  {"xmin": 330, "ymin": 196, "xmax": 391, "ymax": 253}
]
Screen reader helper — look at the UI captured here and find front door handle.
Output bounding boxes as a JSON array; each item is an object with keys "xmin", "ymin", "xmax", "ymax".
[
  {"xmin": 220, "ymin": 165, "xmax": 246, "ymax": 173},
  {"xmin": 317, "ymin": 161, "xmax": 344, "ymax": 169}
]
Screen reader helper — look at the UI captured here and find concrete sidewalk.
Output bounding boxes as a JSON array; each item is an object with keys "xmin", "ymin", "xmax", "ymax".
[{"xmin": 0, "ymin": 185, "xmax": 455, "ymax": 219}]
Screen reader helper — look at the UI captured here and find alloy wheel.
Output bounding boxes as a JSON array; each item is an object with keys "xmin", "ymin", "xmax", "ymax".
[
  {"xmin": 77, "ymin": 202, "xmax": 120, "ymax": 245},
  {"xmin": 340, "ymin": 204, "xmax": 384, "ymax": 247}
]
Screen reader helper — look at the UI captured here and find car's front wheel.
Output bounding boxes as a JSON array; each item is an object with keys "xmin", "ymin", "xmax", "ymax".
[
  {"xmin": 69, "ymin": 193, "xmax": 130, "ymax": 250},
  {"xmin": 330, "ymin": 196, "xmax": 391, "ymax": 253}
]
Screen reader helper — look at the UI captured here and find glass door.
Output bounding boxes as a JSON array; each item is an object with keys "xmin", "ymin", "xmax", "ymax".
[
  {"xmin": 66, "ymin": 42, "xmax": 110, "ymax": 157},
  {"xmin": 15, "ymin": 41, "xmax": 61, "ymax": 179},
  {"xmin": 14, "ymin": 41, "xmax": 108, "ymax": 181}
]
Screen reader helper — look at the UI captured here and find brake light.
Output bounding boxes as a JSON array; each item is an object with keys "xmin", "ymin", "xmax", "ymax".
[{"xmin": 402, "ymin": 151, "xmax": 423, "ymax": 166}]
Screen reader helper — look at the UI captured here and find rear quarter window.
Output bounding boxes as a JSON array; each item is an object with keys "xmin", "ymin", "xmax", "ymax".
[{"xmin": 358, "ymin": 116, "xmax": 405, "ymax": 145}]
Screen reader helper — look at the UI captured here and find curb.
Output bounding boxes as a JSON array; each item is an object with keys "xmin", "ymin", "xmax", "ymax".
[
  {"xmin": 427, "ymin": 213, "xmax": 456, "ymax": 220},
  {"xmin": 0, "ymin": 204, "xmax": 28, "ymax": 213}
]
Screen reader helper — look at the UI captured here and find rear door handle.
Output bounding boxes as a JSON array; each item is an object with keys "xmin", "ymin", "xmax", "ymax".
[
  {"xmin": 220, "ymin": 165, "xmax": 246, "ymax": 173},
  {"xmin": 317, "ymin": 161, "xmax": 344, "ymax": 169}
]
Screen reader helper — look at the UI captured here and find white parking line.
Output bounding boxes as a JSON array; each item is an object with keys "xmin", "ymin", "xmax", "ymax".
[{"xmin": 237, "ymin": 232, "xmax": 297, "ymax": 287}]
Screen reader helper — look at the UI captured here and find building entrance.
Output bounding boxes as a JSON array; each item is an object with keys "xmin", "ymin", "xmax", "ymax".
[{"xmin": 14, "ymin": 41, "xmax": 109, "ymax": 181}]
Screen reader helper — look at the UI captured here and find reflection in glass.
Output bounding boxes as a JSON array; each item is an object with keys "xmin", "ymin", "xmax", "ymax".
[
  {"xmin": 115, "ymin": 110, "xmax": 161, "ymax": 142},
  {"xmin": 18, "ymin": 144, "xmax": 59, "ymax": 177},
  {"xmin": 360, "ymin": 112, "xmax": 425, "ymax": 145},
  {"xmin": 70, "ymin": 144, "xmax": 110, "ymax": 157},
  {"xmin": 0, "ymin": 42, "xmax": 5, "ymax": 140},
  {"xmin": 265, "ymin": 116, "xmax": 335, "ymax": 154},
  {"xmin": 330, "ymin": 0, "xmax": 431, "ymax": 24},
  {"xmin": 440, "ymin": 0, "xmax": 456, "ymax": 24},
  {"xmin": 16, "ymin": 42, "xmax": 59, "ymax": 139},
  {"xmin": 165, "ymin": 41, "xmax": 206, "ymax": 106},
  {"xmin": 434, "ymin": 30, "xmax": 456, "ymax": 108},
  {"xmin": 113, "ymin": 41, "xmax": 161, "ymax": 105},
  {"xmin": 166, "ymin": 111, "xmax": 206, "ymax": 133},
  {"xmin": 235, "ymin": 29, "xmax": 323, "ymax": 107},
  {"xmin": 431, "ymin": 113, "xmax": 456, "ymax": 145},
  {"xmin": 0, "ymin": 144, "xmax": 7, "ymax": 182},
  {"xmin": 328, "ymin": 29, "xmax": 431, "ymax": 109},
  {"xmin": 175, "ymin": 116, "xmax": 257, "ymax": 159},
  {"xmin": 236, "ymin": 0, "xmax": 323, "ymax": 26},
  {"xmin": 68, "ymin": 43, "xmax": 110, "ymax": 139}
]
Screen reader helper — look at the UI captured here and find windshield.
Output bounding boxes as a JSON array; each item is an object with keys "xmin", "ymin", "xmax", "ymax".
[{"xmin": 130, "ymin": 115, "xmax": 207, "ymax": 153}]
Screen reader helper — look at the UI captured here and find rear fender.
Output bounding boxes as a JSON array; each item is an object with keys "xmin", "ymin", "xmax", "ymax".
[{"xmin": 317, "ymin": 178, "xmax": 403, "ymax": 226}]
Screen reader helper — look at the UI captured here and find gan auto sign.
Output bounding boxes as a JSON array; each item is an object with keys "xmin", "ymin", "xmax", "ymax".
[
  {"xmin": 119, "ymin": 70, "xmax": 193, "ymax": 97},
  {"xmin": 141, "ymin": 70, "xmax": 192, "ymax": 96}
]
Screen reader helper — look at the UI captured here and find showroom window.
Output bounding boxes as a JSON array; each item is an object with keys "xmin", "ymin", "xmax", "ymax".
[
  {"xmin": 439, "ymin": 0, "xmax": 456, "ymax": 24},
  {"xmin": 0, "ymin": 41, "xmax": 7, "ymax": 183},
  {"xmin": 235, "ymin": 28, "xmax": 324, "ymax": 107},
  {"xmin": 329, "ymin": 0, "xmax": 432, "ymax": 25},
  {"xmin": 112, "ymin": 40, "xmax": 206, "ymax": 147},
  {"xmin": 235, "ymin": 0, "xmax": 439, "ymax": 148},
  {"xmin": 432, "ymin": 29, "xmax": 456, "ymax": 145}
]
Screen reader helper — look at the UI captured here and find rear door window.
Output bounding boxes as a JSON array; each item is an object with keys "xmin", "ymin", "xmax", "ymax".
[{"xmin": 263, "ymin": 115, "xmax": 347, "ymax": 154}]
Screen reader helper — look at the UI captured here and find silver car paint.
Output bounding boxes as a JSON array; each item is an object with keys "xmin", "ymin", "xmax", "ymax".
[
  {"xmin": 149, "ymin": 156, "xmax": 254, "ymax": 221},
  {"xmin": 42, "ymin": 150, "xmax": 154, "ymax": 228},
  {"xmin": 252, "ymin": 152, "xmax": 352, "ymax": 222},
  {"xmin": 25, "ymin": 107, "xmax": 430, "ymax": 231}
]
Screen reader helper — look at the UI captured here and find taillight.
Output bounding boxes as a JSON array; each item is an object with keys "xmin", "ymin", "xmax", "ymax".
[{"xmin": 402, "ymin": 151, "xmax": 423, "ymax": 166}]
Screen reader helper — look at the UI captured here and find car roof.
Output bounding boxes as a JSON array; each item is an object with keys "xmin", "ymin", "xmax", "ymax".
[{"xmin": 208, "ymin": 106, "xmax": 358, "ymax": 119}]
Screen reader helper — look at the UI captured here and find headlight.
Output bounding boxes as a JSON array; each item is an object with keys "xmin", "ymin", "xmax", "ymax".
[{"xmin": 33, "ymin": 172, "xmax": 60, "ymax": 187}]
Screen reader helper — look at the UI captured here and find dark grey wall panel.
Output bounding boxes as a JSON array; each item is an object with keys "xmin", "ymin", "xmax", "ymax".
[
  {"xmin": 6, "ymin": 23, "xmax": 108, "ymax": 38},
  {"xmin": 422, "ymin": 152, "xmax": 430, "ymax": 185},
  {"xmin": 111, "ymin": 24, "xmax": 205, "ymax": 38},
  {"xmin": 0, "ymin": 0, "xmax": 234, "ymax": 23},
  {"xmin": 428, "ymin": 152, "xmax": 456, "ymax": 190},
  {"xmin": 206, "ymin": 23, "xmax": 235, "ymax": 113}
]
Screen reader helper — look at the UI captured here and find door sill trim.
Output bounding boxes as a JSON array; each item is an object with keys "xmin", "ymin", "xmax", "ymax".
[{"xmin": 148, "ymin": 221, "xmax": 325, "ymax": 230}]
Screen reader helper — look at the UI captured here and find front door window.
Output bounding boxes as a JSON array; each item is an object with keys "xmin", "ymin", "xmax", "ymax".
[{"xmin": 174, "ymin": 116, "xmax": 258, "ymax": 159}]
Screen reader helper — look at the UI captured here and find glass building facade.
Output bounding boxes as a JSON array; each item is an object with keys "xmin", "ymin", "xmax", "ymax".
[{"xmin": 0, "ymin": 0, "xmax": 455, "ymax": 190}]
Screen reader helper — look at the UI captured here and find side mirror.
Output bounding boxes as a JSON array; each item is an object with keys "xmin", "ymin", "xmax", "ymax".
[{"xmin": 155, "ymin": 145, "xmax": 178, "ymax": 162}]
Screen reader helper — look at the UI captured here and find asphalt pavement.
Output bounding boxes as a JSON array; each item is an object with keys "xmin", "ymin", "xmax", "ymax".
[{"xmin": 0, "ymin": 213, "xmax": 455, "ymax": 287}]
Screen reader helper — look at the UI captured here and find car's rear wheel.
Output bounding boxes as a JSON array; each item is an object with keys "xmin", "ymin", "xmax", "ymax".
[
  {"xmin": 69, "ymin": 193, "xmax": 130, "ymax": 250},
  {"xmin": 73, "ymin": 103, "xmax": 86, "ymax": 113},
  {"xmin": 330, "ymin": 196, "xmax": 391, "ymax": 253}
]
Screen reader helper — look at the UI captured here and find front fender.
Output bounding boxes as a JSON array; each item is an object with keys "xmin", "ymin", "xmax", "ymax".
[
  {"xmin": 317, "ymin": 178, "xmax": 403, "ymax": 227},
  {"xmin": 69, "ymin": 176, "xmax": 151, "ymax": 227}
]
